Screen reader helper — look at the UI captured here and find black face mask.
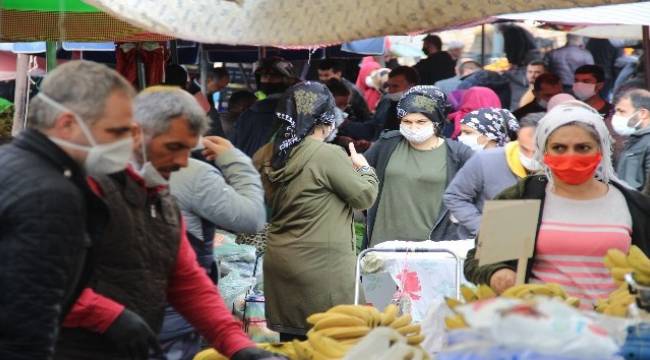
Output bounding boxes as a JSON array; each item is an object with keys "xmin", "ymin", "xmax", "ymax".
[
  {"xmin": 422, "ymin": 47, "xmax": 429, "ymax": 56},
  {"xmin": 259, "ymin": 82, "xmax": 289, "ymax": 95}
]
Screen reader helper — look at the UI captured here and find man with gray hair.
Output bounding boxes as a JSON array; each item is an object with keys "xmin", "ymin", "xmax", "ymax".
[
  {"xmin": 0, "ymin": 60, "xmax": 134, "ymax": 360},
  {"xmin": 56, "ymin": 87, "xmax": 275, "ymax": 360},
  {"xmin": 613, "ymin": 89, "xmax": 650, "ymax": 191}
]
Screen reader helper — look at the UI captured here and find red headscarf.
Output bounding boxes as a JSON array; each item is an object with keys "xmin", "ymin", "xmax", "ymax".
[{"xmin": 448, "ymin": 86, "xmax": 501, "ymax": 138}]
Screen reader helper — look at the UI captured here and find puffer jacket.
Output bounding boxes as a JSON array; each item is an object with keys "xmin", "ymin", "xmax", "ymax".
[{"xmin": 0, "ymin": 129, "xmax": 107, "ymax": 360}]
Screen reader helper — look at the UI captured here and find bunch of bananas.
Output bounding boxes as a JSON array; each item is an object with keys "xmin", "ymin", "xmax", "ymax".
[
  {"xmin": 293, "ymin": 304, "xmax": 425, "ymax": 359},
  {"xmin": 443, "ymin": 283, "xmax": 581, "ymax": 330},
  {"xmin": 594, "ymin": 283, "xmax": 634, "ymax": 317},
  {"xmin": 452, "ymin": 284, "xmax": 579, "ymax": 307},
  {"xmin": 604, "ymin": 246, "xmax": 650, "ymax": 286}
]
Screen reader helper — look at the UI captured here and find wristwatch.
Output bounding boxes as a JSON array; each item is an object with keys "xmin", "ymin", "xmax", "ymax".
[{"xmin": 356, "ymin": 165, "xmax": 372, "ymax": 173}]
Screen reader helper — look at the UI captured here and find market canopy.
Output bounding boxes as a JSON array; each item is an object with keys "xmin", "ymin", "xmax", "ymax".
[
  {"xmin": 84, "ymin": 0, "xmax": 635, "ymax": 48},
  {"xmin": 496, "ymin": 1, "xmax": 650, "ymax": 26},
  {"xmin": 495, "ymin": 2, "xmax": 650, "ymax": 40},
  {"xmin": 0, "ymin": 0, "xmax": 171, "ymax": 42}
]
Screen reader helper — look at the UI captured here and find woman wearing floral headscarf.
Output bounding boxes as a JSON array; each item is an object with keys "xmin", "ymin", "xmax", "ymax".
[
  {"xmin": 465, "ymin": 101, "xmax": 650, "ymax": 308},
  {"xmin": 364, "ymin": 85, "xmax": 474, "ymax": 248},
  {"xmin": 445, "ymin": 112, "xmax": 543, "ymax": 239},
  {"xmin": 457, "ymin": 107, "xmax": 520, "ymax": 151},
  {"xmin": 263, "ymin": 82, "xmax": 378, "ymax": 340}
]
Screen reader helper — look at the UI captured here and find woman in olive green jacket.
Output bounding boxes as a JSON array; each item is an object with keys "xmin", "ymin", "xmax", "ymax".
[{"xmin": 263, "ymin": 82, "xmax": 379, "ymax": 340}]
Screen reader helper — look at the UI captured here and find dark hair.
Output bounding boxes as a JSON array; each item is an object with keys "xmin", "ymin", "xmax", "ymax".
[
  {"xmin": 318, "ymin": 59, "xmax": 343, "ymax": 73},
  {"xmin": 519, "ymin": 112, "xmax": 544, "ymax": 128},
  {"xmin": 533, "ymin": 73, "xmax": 561, "ymax": 92},
  {"xmin": 208, "ymin": 67, "xmax": 230, "ymax": 81},
  {"xmin": 620, "ymin": 88, "xmax": 650, "ymax": 112},
  {"xmin": 325, "ymin": 78, "xmax": 350, "ymax": 97},
  {"xmin": 527, "ymin": 60, "xmax": 545, "ymax": 68},
  {"xmin": 163, "ymin": 64, "xmax": 188, "ymax": 87},
  {"xmin": 423, "ymin": 35, "xmax": 442, "ymax": 51},
  {"xmin": 227, "ymin": 91, "xmax": 257, "ymax": 112},
  {"xmin": 575, "ymin": 64, "xmax": 605, "ymax": 83},
  {"xmin": 388, "ymin": 66, "xmax": 420, "ymax": 85}
]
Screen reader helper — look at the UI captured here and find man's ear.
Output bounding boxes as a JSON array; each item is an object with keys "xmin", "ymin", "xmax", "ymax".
[
  {"xmin": 50, "ymin": 112, "xmax": 78, "ymax": 137},
  {"xmin": 132, "ymin": 123, "xmax": 142, "ymax": 152}
]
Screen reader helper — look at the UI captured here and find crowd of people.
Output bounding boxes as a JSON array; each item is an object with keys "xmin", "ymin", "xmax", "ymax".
[{"xmin": 2, "ymin": 31, "xmax": 650, "ymax": 360}]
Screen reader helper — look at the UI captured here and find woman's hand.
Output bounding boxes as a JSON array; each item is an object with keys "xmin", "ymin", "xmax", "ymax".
[
  {"xmin": 489, "ymin": 268, "xmax": 516, "ymax": 294},
  {"xmin": 202, "ymin": 136, "xmax": 234, "ymax": 161},
  {"xmin": 349, "ymin": 143, "xmax": 370, "ymax": 170}
]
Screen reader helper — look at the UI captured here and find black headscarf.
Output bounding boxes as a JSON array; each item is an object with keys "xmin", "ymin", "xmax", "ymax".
[
  {"xmin": 272, "ymin": 81, "xmax": 337, "ymax": 169},
  {"xmin": 396, "ymin": 85, "xmax": 452, "ymax": 130}
]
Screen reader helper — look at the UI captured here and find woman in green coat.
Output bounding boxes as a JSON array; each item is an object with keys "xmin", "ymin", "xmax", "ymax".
[{"xmin": 263, "ymin": 82, "xmax": 379, "ymax": 341}]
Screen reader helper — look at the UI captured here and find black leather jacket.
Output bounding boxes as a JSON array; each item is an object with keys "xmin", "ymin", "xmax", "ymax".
[{"xmin": 0, "ymin": 129, "xmax": 107, "ymax": 360}]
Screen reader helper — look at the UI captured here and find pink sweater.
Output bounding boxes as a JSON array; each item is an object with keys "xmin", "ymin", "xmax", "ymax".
[{"xmin": 531, "ymin": 186, "xmax": 632, "ymax": 309}]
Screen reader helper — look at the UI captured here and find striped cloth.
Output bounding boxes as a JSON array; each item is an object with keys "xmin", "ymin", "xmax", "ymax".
[{"xmin": 531, "ymin": 185, "xmax": 632, "ymax": 309}]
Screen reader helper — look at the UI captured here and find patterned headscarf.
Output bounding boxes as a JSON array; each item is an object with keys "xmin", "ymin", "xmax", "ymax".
[
  {"xmin": 461, "ymin": 107, "xmax": 519, "ymax": 146},
  {"xmin": 396, "ymin": 85, "xmax": 452, "ymax": 126},
  {"xmin": 536, "ymin": 100, "xmax": 619, "ymax": 188},
  {"xmin": 272, "ymin": 81, "xmax": 337, "ymax": 169}
]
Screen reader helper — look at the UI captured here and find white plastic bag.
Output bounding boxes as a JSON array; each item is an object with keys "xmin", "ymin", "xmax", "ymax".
[
  {"xmin": 420, "ymin": 297, "xmax": 454, "ymax": 354},
  {"xmin": 343, "ymin": 327, "xmax": 428, "ymax": 360},
  {"xmin": 453, "ymin": 297, "xmax": 620, "ymax": 359}
]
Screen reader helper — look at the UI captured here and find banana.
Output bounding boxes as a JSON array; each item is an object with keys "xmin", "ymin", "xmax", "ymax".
[
  {"xmin": 445, "ymin": 297, "xmax": 462, "ymax": 310},
  {"xmin": 313, "ymin": 313, "xmax": 366, "ymax": 331},
  {"xmin": 565, "ymin": 297, "xmax": 581, "ymax": 308},
  {"xmin": 611, "ymin": 267, "xmax": 634, "ymax": 282},
  {"xmin": 407, "ymin": 334, "xmax": 425, "ymax": 345},
  {"xmin": 327, "ymin": 305, "xmax": 372, "ymax": 323},
  {"xmin": 634, "ymin": 270, "xmax": 650, "ymax": 286},
  {"xmin": 369, "ymin": 306, "xmax": 382, "ymax": 327},
  {"xmin": 396, "ymin": 324, "xmax": 421, "ymax": 336},
  {"xmin": 476, "ymin": 284, "xmax": 496, "ymax": 300},
  {"xmin": 607, "ymin": 249, "xmax": 629, "ymax": 268},
  {"xmin": 545, "ymin": 283, "xmax": 567, "ymax": 298},
  {"xmin": 292, "ymin": 340, "xmax": 312, "ymax": 360},
  {"xmin": 319, "ymin": 326, "xmax": 371, "ymax": 340},
  {"xmin": 390, "ymin": 314, "xmax": 413, "ymax": 329},
  {"xmin": 444, "ymin": 315, "xmax": 467, "ymax": 330},
  {"xmin": 308, "ymin": 331, "xmax": 346, "ymax": 358},
  {"xmin": 501, "ymin": 284, "xmax": 528, "ymax": 298},
  {"xmin": 628, "ymin": 245, "xmax": 650, "ymax": 275},
  {"xmin": 381, "ymin": 304, "xmax": 398, "ymax": 326},
  {"xmin": 306, "ymin": 312, "xmax": 329, "ymax": 326},
  {"xmin": 460, "ymin": 285, "xmax": 477, "ymax": 302}
]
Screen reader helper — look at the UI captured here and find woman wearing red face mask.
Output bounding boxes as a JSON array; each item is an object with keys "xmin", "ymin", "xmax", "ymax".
[{"xmin": 464, "ymin": 101, "xmax": 650, "ymax": 308}]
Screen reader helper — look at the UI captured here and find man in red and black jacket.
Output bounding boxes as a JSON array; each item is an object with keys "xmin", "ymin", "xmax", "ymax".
[{"xmin": 55, "ymin": 87, "xmax": 278, "ymax": 360}]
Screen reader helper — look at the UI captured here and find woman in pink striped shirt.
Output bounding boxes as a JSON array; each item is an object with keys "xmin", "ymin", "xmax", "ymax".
[{"xmin": 465, "ymin": 101, "xmax": 650, "ymax": 308}]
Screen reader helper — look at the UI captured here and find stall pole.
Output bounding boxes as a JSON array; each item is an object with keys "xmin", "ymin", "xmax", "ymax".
[
  {"xmin": 12, "ymin": 54, "xmax": 30, "ymax": 136},
  {"xmin": 46, "ymin": 41, "xmax": 57, "ymax": 71},
  {"xmin": 481, "ymin": 24, "xmax": 486, "ymax": 66},
  {"xmin": 642, "ymin": 25, "xmax": 650, "ymax": 89},
  {"xmin": 199, "ymin": 44, "xmax": 209, "ymax": 94}
]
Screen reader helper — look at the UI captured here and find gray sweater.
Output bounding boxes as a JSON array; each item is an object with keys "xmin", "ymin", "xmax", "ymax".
[
  {"xmin": 443, "ymin": 147, "xmax": 519, "ymax": 239},
  {"xmin": 169, "ymin": 148, "xmax": 266, "ymax": 239}
]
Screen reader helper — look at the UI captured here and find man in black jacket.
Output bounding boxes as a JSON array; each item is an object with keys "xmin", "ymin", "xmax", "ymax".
[
  {"xmin": 230, "ymin": 57, "xmax": 299, "ymax": 156},
  {"xmin": 414, "ymin": 34, "xmax": 456, "ymax": 85},
  {"xmin": 0, "ymin": 60, "xmax": 135, "ymax": 360}
]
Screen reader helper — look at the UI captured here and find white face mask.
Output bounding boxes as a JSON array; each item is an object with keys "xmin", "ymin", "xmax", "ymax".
[
  {"xmin": 458, "ymin": 133, "xmax": 485, "ymax": 152},
  {"xmin": 399, "ymin": 123, "xmax": 435, "ymax": 144},
  {"xmin": 518, "ymin": 152, "xmax": 543, "ymax": 172},
  {"xmin": 386, "ymin": 91, "xmax": 405, "ymax": 102},
  {"xmin": 38, "ymin": 93, "xmax": 133, "ymax": 176},
  {"xmin": 572, "ymin": 82, "xmax": 596, "ymax": 101},
  {"xmin": 611, "ymin": 111, "xmax": 641, "ymax": 136},
  {"xmin": 135, "ymin": 130, "xmax": 168, "ymax": 187}
]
